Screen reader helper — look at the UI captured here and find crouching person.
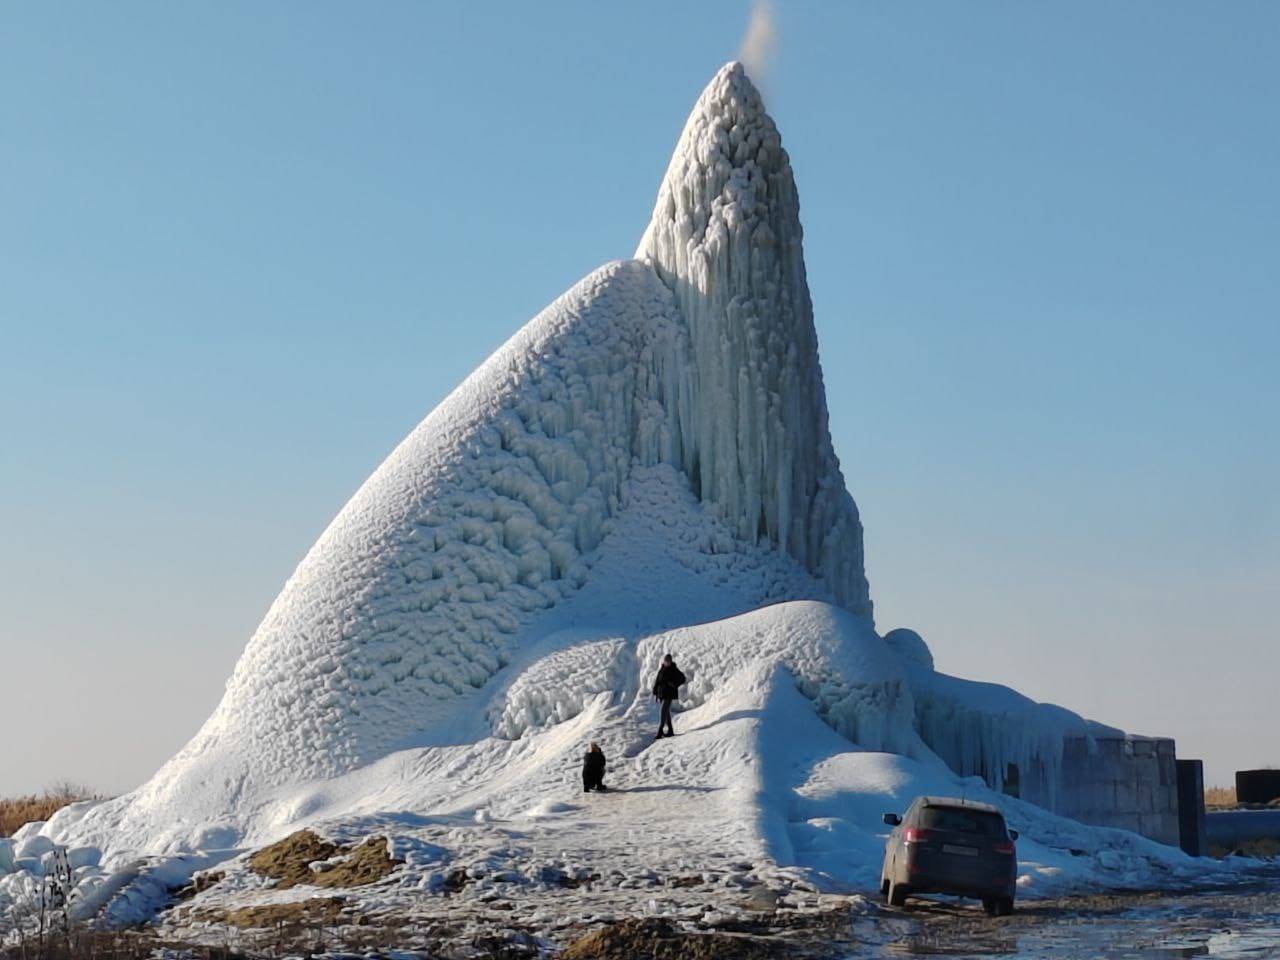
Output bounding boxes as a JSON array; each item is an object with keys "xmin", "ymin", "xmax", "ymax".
[{"xmin": 583, "ymin": 742, "xmax": 607, "ymax": 793}]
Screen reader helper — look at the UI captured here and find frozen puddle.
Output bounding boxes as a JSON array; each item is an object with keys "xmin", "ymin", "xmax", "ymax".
[{"xmin": 856, "ymin": 874, "xmax": 1280, "ymax": 958}]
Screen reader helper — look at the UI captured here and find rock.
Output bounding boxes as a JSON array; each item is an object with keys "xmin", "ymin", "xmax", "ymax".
[{"xmin": 742, "ymin": 887, "xmax": 781, "ymax": 913}]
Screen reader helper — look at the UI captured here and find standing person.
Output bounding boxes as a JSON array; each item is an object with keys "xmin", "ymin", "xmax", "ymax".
[
  {"xmin": 582, "ymin": 742, "xmax": 607, "ymax": 792},
  {"xmin": 652, "ymin": 654, "xmax": 686, "ymax": 740}
]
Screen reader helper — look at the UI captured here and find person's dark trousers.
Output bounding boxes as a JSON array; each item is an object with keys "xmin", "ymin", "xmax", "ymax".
[
  {"xmin": 659, "ymin": 697, "xmax": 675, "ymax": 737},
  {"xmin": 583, "ymin": 769, "xmax": 604, "ymax": 791}
]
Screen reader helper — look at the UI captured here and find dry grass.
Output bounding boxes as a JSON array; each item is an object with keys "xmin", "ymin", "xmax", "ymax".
[
  {"xmin": 195, "ymin": 896, "xmax": 348, "ymax": 929},
  {"xmin": 0, "ymin": 927, "xmax": 253, "ymax": 960},
  {"xmin": 0, "ymin": 784, "xmax": 100, "ymax": 838},
  {"xmin": 1208, "ymin": 837, "xmax": 1280, "ymax": 860},
  {"xmin": 560, "ymin": 918, "xmax": 784, "ymax": 960},
  {"xmin": 1205, "ymin": 785, "xmax": 1238, "ymax": 810},
  {"xmin": 246, "ymin": 829, "xmax": 399, "ymax": 889}
]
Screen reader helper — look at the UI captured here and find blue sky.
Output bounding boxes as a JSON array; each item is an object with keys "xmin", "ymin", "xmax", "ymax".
[{"xmin": 1, "ymin": 2, "xmax": 1275, "ymax": 795}]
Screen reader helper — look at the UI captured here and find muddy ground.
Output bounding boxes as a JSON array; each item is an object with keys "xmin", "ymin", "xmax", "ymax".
[
  {"xmin": 857, "ymin": 873, "xmax": 1280, "ymax": 959},
  {"xmin": 7, "ymin": 872, "xmax": 1278, "ymax": 959}
]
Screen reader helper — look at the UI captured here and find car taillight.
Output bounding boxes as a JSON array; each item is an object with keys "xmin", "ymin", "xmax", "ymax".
[
  {"xmin": 993, "ymin": 840, "xmax": 1016, "ymax": 856},
  {"xmin": 903, "ymin": 828, "xmax": 935, "ymax": 844}
]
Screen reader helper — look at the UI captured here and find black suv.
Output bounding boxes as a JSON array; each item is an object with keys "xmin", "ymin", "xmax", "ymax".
[{"xmin": 880, "ymin": 796, "xmax": 1018, "ymax": 916}]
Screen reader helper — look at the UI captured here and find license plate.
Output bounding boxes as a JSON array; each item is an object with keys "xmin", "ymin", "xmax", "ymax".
[{"xmin": 943, "ymin": 844, "xmax": 979, "ymax": 857}]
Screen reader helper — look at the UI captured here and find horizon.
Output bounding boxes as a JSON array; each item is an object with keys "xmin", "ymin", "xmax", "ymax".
[{"xmin": 2, "ymin": 2, "xmax": 1276, "ymax": 797}]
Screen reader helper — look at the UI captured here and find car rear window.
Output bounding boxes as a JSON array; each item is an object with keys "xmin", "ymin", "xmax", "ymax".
[{"xmin": 919, "ymin": 806, "xmax": 1006, "ymax": 836}]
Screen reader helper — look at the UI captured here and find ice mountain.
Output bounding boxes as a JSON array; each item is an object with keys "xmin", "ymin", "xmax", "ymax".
[
  {"xmin": 131, "ymin": 62, "xmax": 868, "ymax": 806},
  {"xmin": 6, "ymin": 65, "xmax": 1217, "ymax": 932}
]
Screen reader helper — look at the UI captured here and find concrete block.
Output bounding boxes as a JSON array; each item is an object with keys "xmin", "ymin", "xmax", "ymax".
[
  {"xmin": 1137, "ymin": 781, "xmax": 1156, "ymax": 812},
  {"xmin": 1237, "ymin": 770, "xmax": 1280, "ymax": 805},
  {"xmin": 1178, "ymin": 759, "xmax": 1207, "ymax": 856},
  {"xmin": 1101, "ymin": 739, "xmax": 1127, "ymax": 762},
  {"xmin": 1088, "ymin": 781, "xmax": 1118, "ymax": 816},
  {"xmin": 1155, "ymin": 814, "xmax": 1180, "ymax": 846},
  {"xmin": 1115, "ymin": 780, "xmax": 1138, "ymax": 810}
]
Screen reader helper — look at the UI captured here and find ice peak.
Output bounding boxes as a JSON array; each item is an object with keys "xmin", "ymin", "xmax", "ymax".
[
  {"xmin": 695, "ymin": 59, "xmax": 766, "ymax": 126},
  {"xmin": 636, "ymin": 64, "xmax": 871, "ymax": 618},
  {"xmin": 635, "ymin": 60, "xmax": 775, "ymax": 264}
]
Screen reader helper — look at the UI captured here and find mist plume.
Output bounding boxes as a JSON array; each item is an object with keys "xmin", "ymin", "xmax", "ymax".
[{"xmin": 737, "ymin": 0, "xmax": 777, "ymax": 85}]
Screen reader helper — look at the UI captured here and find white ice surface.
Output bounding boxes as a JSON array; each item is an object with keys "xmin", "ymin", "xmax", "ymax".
[{"xmin": 5, "ymin": 594, "xmax": 1240, "ymax": 936}]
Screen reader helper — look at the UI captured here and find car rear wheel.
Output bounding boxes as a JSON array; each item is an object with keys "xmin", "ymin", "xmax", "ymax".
[
  {"xmin": 880, "ymin": 876, "xmax": 890, "ymax": 901},
  {"xmin": 888, "ymin": 880, "xmax": 908, "ymax": 907}
]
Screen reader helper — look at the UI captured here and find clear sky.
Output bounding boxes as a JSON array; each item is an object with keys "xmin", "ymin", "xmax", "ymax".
[{"xmin": 1, "ymin": 2, "xmax": 1275, "ymax": 796}]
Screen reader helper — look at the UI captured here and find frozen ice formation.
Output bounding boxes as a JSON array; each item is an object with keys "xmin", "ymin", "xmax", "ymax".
[
  {"xmin": 119, "ymin": 60, "xmax": 871, "ymax": 805},
  {"xmin": 882, "ymin": 628, "xmax": 934, "ymax": 671},
  {"xmin": 152, "ymin": 261, "xmax": 694, "ymax": 792},
  {"xmin": 488, "ymin": 636, "xmax": 632, "ymax": 740},
  {"xmin": 4, "ymin": 65, "xmax": 1216, "ymax": 939},
  {"xmin": 636, "ymin": 63, "xmax": 869, "ymax": 615}
]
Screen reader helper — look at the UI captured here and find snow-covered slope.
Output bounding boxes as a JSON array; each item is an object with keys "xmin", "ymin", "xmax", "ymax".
[
  {"xmin": 0, "ymin": 63, "xmax": 1240, "ymax": 939},
  {"xmin": 122, "ymin": 62, "xmax": 867, "ymax": 812},
  {"xmin": 8, "ymin": 600, "xmax": 1222, "ymax": 933}
]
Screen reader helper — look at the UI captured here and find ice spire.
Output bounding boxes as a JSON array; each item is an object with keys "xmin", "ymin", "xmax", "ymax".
[
  {"xmin": 638, "ymin": 62, "xmax": 871, "ymax": 618},
  {"xmin": 99, "ymin": 63, "xmax": 872, "ymax": 807}
]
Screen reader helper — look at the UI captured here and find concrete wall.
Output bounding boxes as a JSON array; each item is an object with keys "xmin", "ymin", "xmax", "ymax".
[
  {"xmin": 1008, "ymin": 735, "xmax": 1181, "ymax": 846},
  {"xmin": 1057, "ymin": 736, "xmax": 1179, "ymax": 845},
  {"xmin": 1236, "ymin": 769, "xmax": 1280, "ymax": 805},
  {"xmin": 1206, "ymin": 809, "xmax": 1280, "ymax": 848},
  {"xmin": 1177, "ymin": 759, "xmax": 1207, "ymax": 856}
]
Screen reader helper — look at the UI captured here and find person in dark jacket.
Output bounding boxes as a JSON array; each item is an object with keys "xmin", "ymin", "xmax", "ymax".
[
  {"xmin": 651, "ymin": 654, "xmax": 686, "ymax": 740},
  {"xmin": 582, "ymin": 742, "xmax": 607, "ymax": 792}
]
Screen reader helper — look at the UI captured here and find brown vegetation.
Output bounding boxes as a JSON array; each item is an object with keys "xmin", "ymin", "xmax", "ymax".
[
  {"xmin": 1208, "ymin": 837, "xmax": 1279, "ymax": 860},
  {"xmin": 0, "ymin": 784, "xmax": 99, "ymax": 837},
  {"xmin": 246, "ymin": 830, "xmax": 399, "ymax": 889},
  {"xmin": 560, "ymin": 918, "xmax": 785, "ymax": 960},
  {"xmin": 196, "ymin": 896, "xmax": 348, "ymax": 929},
  {"xmin": 0, "ymin": 929, "xmax": 251, "ymax": 960},
  {"xmin": 1204, "ymin": 786, "xmax": 1280, "ymax": 811},
  {"xmin": 1204, "ymin": 786, "xmax": 1237, "ymax": 810}
]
